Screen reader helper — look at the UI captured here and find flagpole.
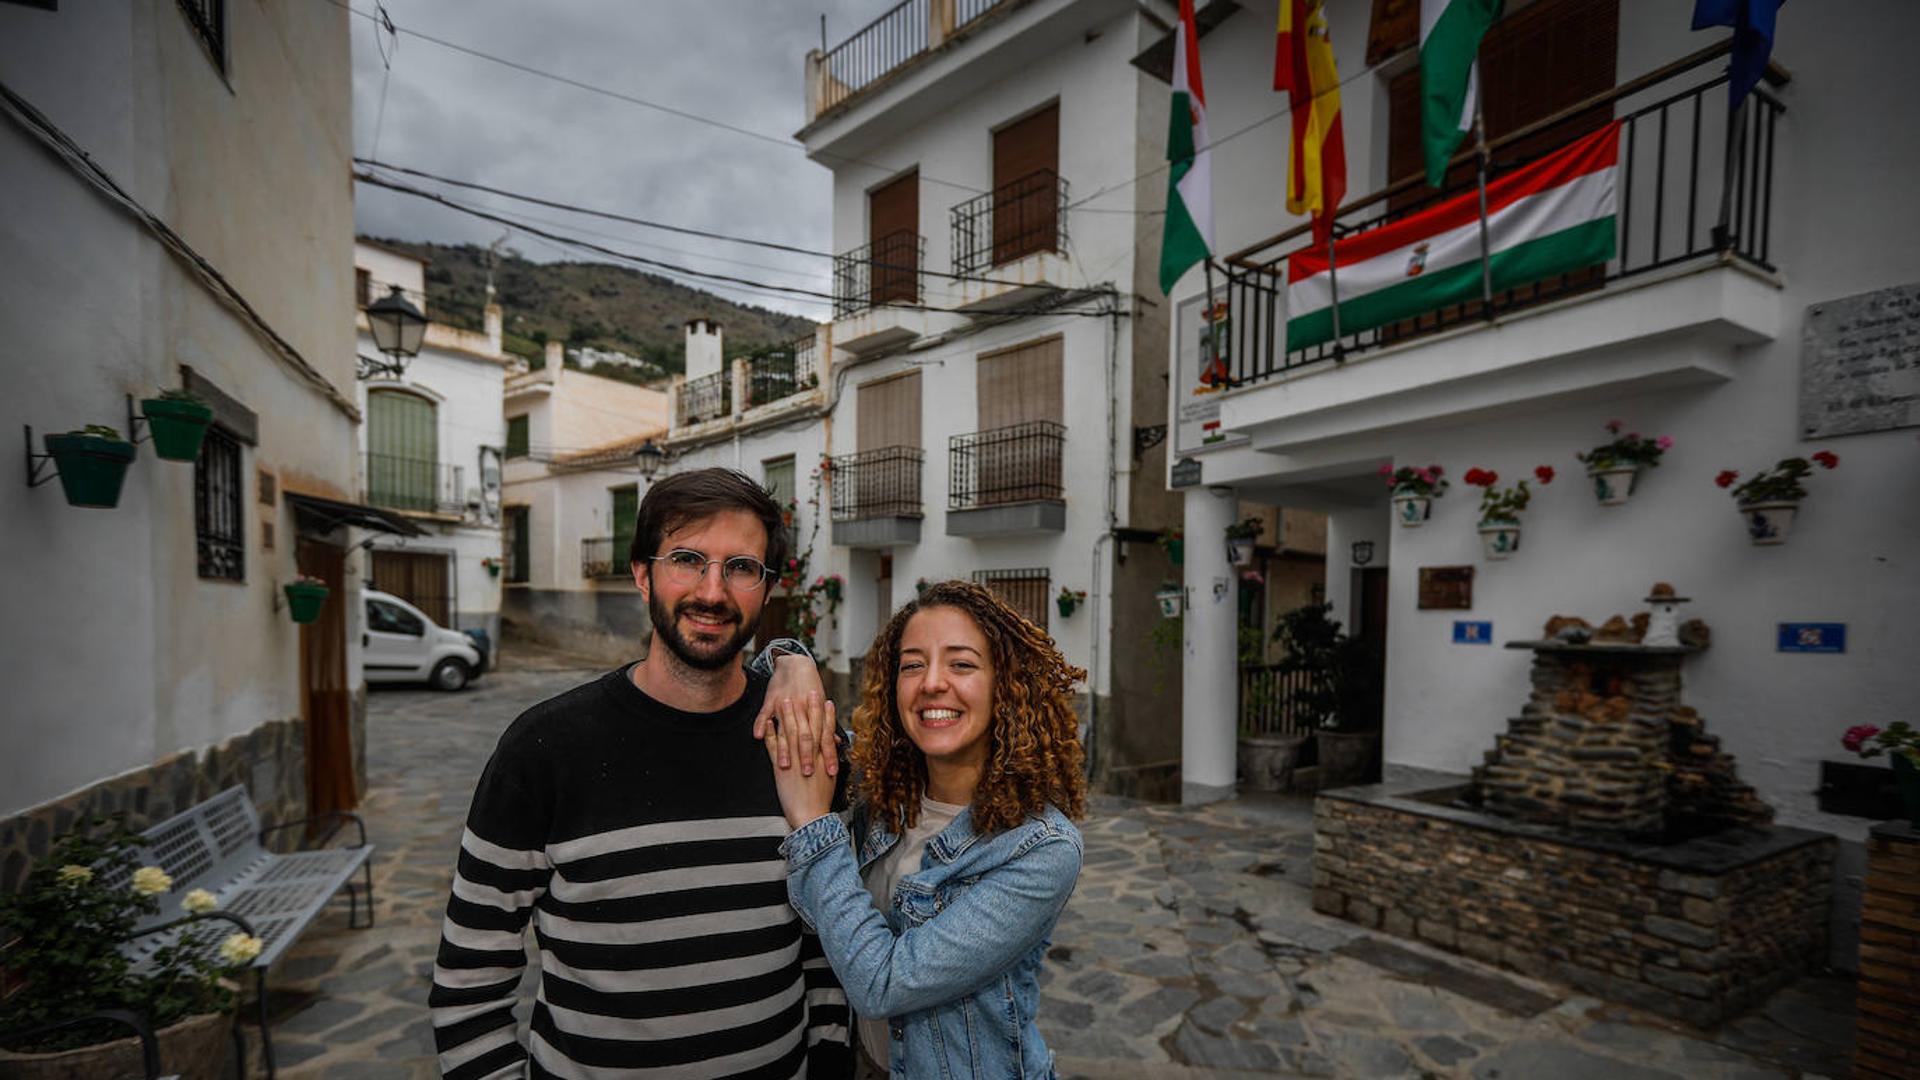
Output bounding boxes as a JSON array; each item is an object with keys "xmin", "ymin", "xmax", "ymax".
[{"xmin": 1473, "ymin": 105, "xmax": 1494, "ymax": 318}]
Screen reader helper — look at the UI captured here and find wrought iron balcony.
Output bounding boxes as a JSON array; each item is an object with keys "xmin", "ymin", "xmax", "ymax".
[
  {"xmin": 675, "ymin": 370, "xmax": 732, "ymax": 426},
  {"xmin": 830, "ymin": 446, "xmax": 924, "ymax": 521},
  {"xmin": 364, "ymin": 452, "xmax": 465, "ymax": 517},
  {"xmin": 745, "ymin": 336, "xmax": 820, "ymax": 408},
  {"xmin": 833, "ymin": 231, "xmax": 923, "ymax": 318},
  {"xmin": 581, "ymin": 537, "xmax": 625, "ymax": 580},
  {"xmin": 1222, "ymin": 45, "xmax": 1783, "ymax": 386},
  {"xmin": 810, "ymin": 0, "xmax": 1011, "ymax": 119},
  {"xmin": 947, "ymin": 420, "xmax": 1064, "ymax": 511},
  {"xmin": 951, "ymin": 168, "xmax": 1069, "ymax": 277}
]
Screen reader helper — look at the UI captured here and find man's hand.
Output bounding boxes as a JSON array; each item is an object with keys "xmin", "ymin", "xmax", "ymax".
[
  {"xmin": 763, "ymin": 695, "xmax": 838, "ymax": 830},
  {"xmin": 754, "ymin": 653, "xmax": 837, "ymax": 779}
]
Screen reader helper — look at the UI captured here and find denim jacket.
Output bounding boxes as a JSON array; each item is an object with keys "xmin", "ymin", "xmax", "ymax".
[{"xmin": 780, "ymin": 803, "xmax": 1083, "ymax": 1080}]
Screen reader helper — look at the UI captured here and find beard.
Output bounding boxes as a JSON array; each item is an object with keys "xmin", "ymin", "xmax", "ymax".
[{"xmin": 647, "ymin": 588, "xmax": 757, "ymax": 671}]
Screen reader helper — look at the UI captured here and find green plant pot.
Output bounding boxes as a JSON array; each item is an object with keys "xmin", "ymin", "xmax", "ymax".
[
  {"xmin": 1167, "ymin": 538, "xmax": 1184, "ymax": 566},
  {"xmin": 43, "ymin": 433, "xmax": 137, "ymax": 508},
  {"xmin": 484, "ymin": 562, "xmax": 502, "ymax": 578},
  {"xmin": 1057, "ymin": 598, "xmax": 1077, "ymax": 619},
  {"xmin": 1893, "ymin": 752, "xmax": 1920, "ymax": 830},
  {"xmin": 140, "ymin": 397, "xmax": 214, "ymax": 462},
  {"xmin": 284, "ymin": 582, "xmax": 330, "ymax": 624}
]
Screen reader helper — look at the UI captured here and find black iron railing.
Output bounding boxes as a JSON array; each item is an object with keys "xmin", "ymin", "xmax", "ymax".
[
  {"xmin": 676, "ymin": 371, "xmax": 731, "ymax": 426},
  {"xmin": 833, "ymin": 231, "xmax": 923, "ymax": 318},
  {"xmin": 951, "ymin": 168, "xmax": 1069, "ymax": 276},
  {"xmin": 816, "ymin": 0, "xmax": 1010, "ymax": 116},
  {"xmin": 948, "ymin": 420, "xmax": 1064, "ymax": 510},
  {"xmin": 365, "ymin": 452, "xmax": 465, "ymax": 516},
  {"xmin": 830, "ymin": 446, "xmax": 924, "ymax": 520},
  {"xmin": 1223, "ymin": 50, "xmax": 1783, "ymax": 386},
  {"xmin": 581, "ymin": 537, "xmax": 624, "ymax": 579},
  {"xmin": 745, "ymin": 336, "xmax": 819, "ymax": 407},
  {"xmin": 1239, "ymin": 666, "xmax": 1322, "ymax": 737}
]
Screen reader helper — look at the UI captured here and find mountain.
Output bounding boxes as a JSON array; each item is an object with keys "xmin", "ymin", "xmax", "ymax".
[{"xmin": 365, "ymin": 238, "xmax": 818, "ymax": 376}]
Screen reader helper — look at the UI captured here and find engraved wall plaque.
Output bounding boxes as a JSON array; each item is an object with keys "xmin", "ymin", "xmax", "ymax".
[
  {"xmin": 1800, "ymin": 282, "xmax": 1920, "ymax": 438},
  {"xmin": 1418, "ymin": 566, "xmax": 1474, "ymax": 610}
]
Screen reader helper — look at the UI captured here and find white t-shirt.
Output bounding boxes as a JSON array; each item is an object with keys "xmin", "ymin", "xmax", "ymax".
[{"xmin": 856, "ymin": 794, "xmax": 968, "ymax": 1066}]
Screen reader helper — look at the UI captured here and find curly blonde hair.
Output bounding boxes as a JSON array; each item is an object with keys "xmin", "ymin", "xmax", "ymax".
[{"xmin": 850, "ymin": 580, "xmax": 1088, "ymax": 836}]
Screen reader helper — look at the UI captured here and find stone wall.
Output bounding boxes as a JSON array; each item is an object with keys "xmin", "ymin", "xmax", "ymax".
[
  {"xmin": 1856, "ymin": 821, "xmax": 1920, "ymax": 1078},
  {"xmin": 0, "ymin": 716, "xmax": 308, "ymax": 895},
  {"xmin": 1313, "ymin": 785, "xmax": 1833, "ymax": 1028}
]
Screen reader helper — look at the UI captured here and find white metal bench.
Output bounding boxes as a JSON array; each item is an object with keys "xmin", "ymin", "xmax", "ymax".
[{"xmin": 99, "ymin": 786, "xmax": 375, "ymax": 1079}]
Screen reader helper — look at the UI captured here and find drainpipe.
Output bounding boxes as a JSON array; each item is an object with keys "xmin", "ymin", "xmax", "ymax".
[{"xmin": 1085, "ymin": 296, "xmax": 1122, "ymax": 780}]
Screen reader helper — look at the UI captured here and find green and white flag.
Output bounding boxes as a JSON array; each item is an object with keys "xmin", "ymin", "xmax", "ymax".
[
  {"xmin": 1420, "ymin": 0, "xmax": 1501, "ymax": 186},
  {"xmin": 1159, "ymin": 0, "xmax": 1213, "ymax": 294}
]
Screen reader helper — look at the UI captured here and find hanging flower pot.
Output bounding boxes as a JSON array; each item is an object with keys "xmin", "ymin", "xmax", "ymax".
[
  {"xmin": 139, "ymin": 394, "xmax": 214, "ymax": 462},
  {"xmin": 1390, "ymin": 493, "xmax": 1432, "ymax": 528},
  {"xmin": 1225, "ymin": 536, "xmax": 1256, "ymax": 566},
  {"xmin": 1588, "ymin": 465, "xmax": 1639, "ymax": 507},
  {"xmin": 1154, "ymin": 584, "xmax": 1184, "ymax": 619},
  {"xmin": 1739, "ymin": 500, "xmax": 1797, "ymax": 545},
  {"xmin": 44, "ymin": 428, "xmax": 137, "ymax": 509},
  {"xmin": 1478, "ymin": 519, "xmax": 1522, "ymax": 560},
  {"xmin": 482, "ymin": 557, "xmax": 502, "ymax": 578},
  {"xmin": 1055, "ymin": 587, "xmax": 1086, "ymax": 619},
  {"xmin": 284, "ymin": 577, "xmax": 331, "ymax": 624}
]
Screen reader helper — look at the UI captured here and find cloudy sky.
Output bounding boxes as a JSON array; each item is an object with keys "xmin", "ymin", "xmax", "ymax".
[{"xmin": 349, "ymin": 0, "xmax": 900, "ymax": 322}]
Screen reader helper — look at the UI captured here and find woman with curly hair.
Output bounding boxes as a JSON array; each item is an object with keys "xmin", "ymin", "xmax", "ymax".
[{"xmin": 762, "ymin": 579, "xmax": 1087, "ymax": 1079}]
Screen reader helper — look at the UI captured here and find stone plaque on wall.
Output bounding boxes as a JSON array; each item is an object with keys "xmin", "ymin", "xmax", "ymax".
[
  {"xmin": 1418, "ymin": 566, "xmax": 1474, "ymax": 610},
  {"xmin": 1800, "ymin": 281, "xmax": 1920, "ymax": 438}
]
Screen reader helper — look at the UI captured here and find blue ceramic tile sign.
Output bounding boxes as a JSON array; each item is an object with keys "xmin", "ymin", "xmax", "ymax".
[
  {"xmin": 1777, "ymin": 623, "xmax": 1846, "ymax": 653},
  {"xmin": 1453, "ymin": 621, "xmax": 1493, "ymax": 644}
]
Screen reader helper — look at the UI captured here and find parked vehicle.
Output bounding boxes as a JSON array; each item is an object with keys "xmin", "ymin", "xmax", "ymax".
[{"xmin": 364, "ymin": 589, "xmax": 484, "ymax": 691}]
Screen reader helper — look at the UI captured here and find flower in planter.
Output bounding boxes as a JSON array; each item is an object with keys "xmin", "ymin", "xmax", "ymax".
[
  {"xmin": 1224, "ymin": 516, "xmax": 1265, "ymax": 540},
  {"xmin": 1717, "ymin": 452, "xmax": 1839, "ymax": 504},
  {"xmin": 1576, "ymin": 419, "xmax": 1672, "ymax": 472},
  {"xmin": 288, "ymin": 573, "xmax": 328, "ymax": 589},
  {"xmin": 1842, "ymin": 720, "xmax": 1917, "ymax": 765},
  {"xmin": 1380, "ymin": 462, "xmax": 1449, "ymax": 497},
  {"xmin": 1464, "ymin": 466, "xmax": 1553, "ymax": 522}
]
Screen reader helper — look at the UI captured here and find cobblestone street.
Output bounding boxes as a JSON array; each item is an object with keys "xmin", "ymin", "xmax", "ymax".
[{"xmin": 264, "ymin": 658, "xmax": 1857, "ymax": 1079}]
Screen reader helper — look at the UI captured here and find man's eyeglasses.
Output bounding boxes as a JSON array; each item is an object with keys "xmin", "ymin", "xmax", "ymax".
[{"xmin": 647, "ymin": 549, "xmax": 772, "ymax": 592}]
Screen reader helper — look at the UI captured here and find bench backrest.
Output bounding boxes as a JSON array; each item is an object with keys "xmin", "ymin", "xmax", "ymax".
[{"xmin": 96, "ymin": 787, "xmax": 268, "ymax": 928}]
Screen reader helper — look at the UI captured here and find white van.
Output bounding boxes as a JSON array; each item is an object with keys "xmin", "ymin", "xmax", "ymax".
[{"xmin": 363, "ymin": 589, "xmax": 486, "ymax": 691}]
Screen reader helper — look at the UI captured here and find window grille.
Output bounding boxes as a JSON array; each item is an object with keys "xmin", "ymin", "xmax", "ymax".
[
  {"xmin": 971, "ymin": 567, "xmax": 1050, "ymax": 631},
  {"xmin": 195, "ymin": 427, "xmax": 244, "ymax": 581}
]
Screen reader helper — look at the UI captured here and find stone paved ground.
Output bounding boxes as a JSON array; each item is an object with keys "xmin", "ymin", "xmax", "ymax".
[{"xmin": 260, "ymin": 655, "xmax": 1856, "ymax": 1079}]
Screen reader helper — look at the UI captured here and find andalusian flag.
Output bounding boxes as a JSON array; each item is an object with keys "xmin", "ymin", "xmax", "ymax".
[
  {"xmin": 1277, "ymin": 0, "xmax": 1347, "ymax": 246},
  {"xmin": 1286, "ymin": 121, "xmax": 1620, "ymax": 351},
  {"xmin": 1159, "ymin": 0, "xmax": 1213, "ymax": 294},
  {"xmin": 1420, "ymin": 0, "xmax": 1501, "ymax": 186}
]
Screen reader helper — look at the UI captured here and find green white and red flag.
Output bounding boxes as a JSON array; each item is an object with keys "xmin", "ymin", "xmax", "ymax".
[
  {"xmin": 1159, "ymin": 0, "xmax": 1214, "ymax": 294},
  {"xmin": 1285, "ymin": 120, "xmax": 1620, "ymax": 352}
]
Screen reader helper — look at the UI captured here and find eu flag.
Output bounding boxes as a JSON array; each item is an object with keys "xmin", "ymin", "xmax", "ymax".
[{"xmin": 1691, "ymin": 0, "xmax": 1782, "ymax": 110}]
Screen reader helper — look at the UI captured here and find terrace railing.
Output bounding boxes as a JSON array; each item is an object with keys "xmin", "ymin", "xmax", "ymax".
[
  {"xmin": 947, "ymin": 420, "xmax": 1064, "ymax": 510},
  {"xmin": 364, "ymin": 452, "xmax": 464, "ymax": 517},
  {"xmin": 951, "ymin": 168, "xmax": 1069, "ymax": 276},
  {"xmin": 675, "ymin": 370, "xmax": 731, "ymax": 426},
  {"xmin": 580, "ymin": 537, "xmax": 623, "ymax": 580},
  {"xmin": 814, "ymin": 0, "xmax": 1012, "ymax": 117},
  {"xmin": 745, "ymin": 336, "xmax": 819, "ymax": 407},
  {"xmin": 829, "ymin": 446, "xmax": 924, "ymax": 521},
  {"xmin": 833, "ymin": 231, "xmax": 923, "ymax": 318},
  {"xmin": 1223, "ymin": 42, "xmax": 1783, "ymax": 386}
]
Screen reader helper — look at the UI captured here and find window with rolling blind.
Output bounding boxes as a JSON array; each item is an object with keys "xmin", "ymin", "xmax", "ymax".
[
  {"xmin": 990, "ymin": 103, "xmax": 1061, "ymax": 265},
  {"xmin": 846, "ymin": 371, "xmax": 923, "ymax": 519},
  {"xmin": 869, "ymin": 170, "xmax": 920, "ymax": 307},
  {"xmin": 968, "ymin": 336, "xmax": 1064, "ymax": 505},
  {"xmin": 857, "ymin": 370, "xmax": 922, "ymax": 453},
  {"xmin": 972, "ymin": 567, "xmax": 1050, "ymax": 631},
  {"xmin": 367, "ymin": 390, "xmax": 438, "ymax": 511}
]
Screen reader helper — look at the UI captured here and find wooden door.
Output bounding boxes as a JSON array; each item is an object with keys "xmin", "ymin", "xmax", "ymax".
[
  {"xmin": 370, "ymin": 549, "xmax": 451, "ymax": 626},
  {"xmin": 868, "ymin": 170, "xmax": 919, "ymax": 306},
  {"xmin": 991, "ymin": 103, "xmax": 1059, "ymax": 265},
  {"xmin": 298, "ymin": 538, "xmax": 356, "ymax": 817}
]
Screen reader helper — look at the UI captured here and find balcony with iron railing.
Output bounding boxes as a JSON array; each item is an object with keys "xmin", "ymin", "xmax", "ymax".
[
  {"xmin": 950, "ymin": 168, "xmax": 1072, "ymax": 313},
  {"xmin": 947, "ymin": 420, "xmax": 1065, "ymax": 536},
  {"xmin": 364, "ymin": 452, "xmax": 465, "ymax": 518},
  {"xmin": 828, "ymin": 446, "xmax": 924, "ymax": 548},
  {"xmin": 806, "ymin": 0, "xmax": 1014, "ymax": 123},
  {"xmin": 580, "ymin": 537, "xmax": 625, "ymax": 580},
  {"xmin": 744, "ymin": 336, "xmax": 821, "ymax": 409},
  {"xmin": 1213, "ymin": 44, "xmax": 1786, "ymax": 452},
  {"xmin": 674, "ymin": 370, "xmax": 732, "ymax": 428},
  {"xmin": 832, "ymin": 230, "xmax": 929, "ymax": 353}
]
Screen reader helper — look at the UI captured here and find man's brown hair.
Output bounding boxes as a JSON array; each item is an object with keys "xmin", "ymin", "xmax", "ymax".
[{"xmin": 628, "ymin": 467, "xmax": 789, "ymax": 573}]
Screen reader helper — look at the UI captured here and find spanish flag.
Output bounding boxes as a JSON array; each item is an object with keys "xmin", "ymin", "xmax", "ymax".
[{"xmin": 1276, "ymin": 0, "xmax": 1347, "ymax": 247}]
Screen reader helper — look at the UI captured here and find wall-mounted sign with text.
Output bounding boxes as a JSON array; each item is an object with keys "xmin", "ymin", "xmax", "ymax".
[
  {"xmin": 1800, "ymin": 281, "xmax": 1920, "ymax": 438},
  {"xmin": 1777, "ymin": 623, "xmax": 1846, "ymax": 654},
  {"xmin": 1172, "ymin": 288, "xmax": 1247, "ymax": 457}
]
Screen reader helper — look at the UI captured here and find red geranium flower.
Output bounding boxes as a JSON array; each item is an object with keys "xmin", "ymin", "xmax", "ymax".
[
  {"xmin": 1842, "ymin": 724, "xmax": 1880, "ymax": 753},
  {"xmin": 1464, "ymin": 468, "xmax": 1497, "ymax": 487},
  {"xmin": 1534, "ymin": 465, "xmax": 1555, "ymax": 484},
  {"xmin": 1714, "ymin": 470, "xmax": 1738, "ymax": 488},
  {"xmin": 1811, "ymin": 450, "xmax": 1840, "ymax": 469}
]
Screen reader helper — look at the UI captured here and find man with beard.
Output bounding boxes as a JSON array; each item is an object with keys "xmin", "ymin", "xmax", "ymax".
[{"xmin": 430, "ymin": 468, "xmax": 851, "ymax": 1080}]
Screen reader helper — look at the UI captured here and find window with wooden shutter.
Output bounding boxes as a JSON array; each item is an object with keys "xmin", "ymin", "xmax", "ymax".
[
  {"xmin": 969, "ymin": 337, "xmax": 1064, "ymax": 505},
  {"xmin": 367, "ymin": 389, "xmax": 438, "ymax": 511},
  {"xmin": 868, "ymin": 170, "xmax": 920, "ymax": 306},
  {"xmin": 977, "ymin": 336, "xmax": 1063, "ymax": 430},
  {"xmin": 857, "ymin": 370, "xmax": 922, "ymax": 452},
  {"xmin": 972, "ymin": 567, "xmax": 1050, "ymax": 631},
  {"xmin": 506, "ymin": 414, "xmax": 529, "ymax": 458},
  {"xmin": 853, "ymin": 371, "xmax": 923, "ymax": 518},
  {"xmin": 991, "ymin": 103, "xmax": 1060, "ymax": 265},
  {"xmin": 610, "ymin": 485, "xmax": 638, "ymax": 551}
]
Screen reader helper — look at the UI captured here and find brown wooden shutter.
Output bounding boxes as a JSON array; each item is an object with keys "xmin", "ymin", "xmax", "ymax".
[
  {"xmin": 991, "ymin": 103, "xmax": 1060, "ymax": 265},
  {"xmin": 868, "ymin": 170, "xmax": 920, "ymax": 306},
  {"xmin": 976, "ymin": 336, "xmax": 1064, "ymax": 430},
  {"xmin": 857, "ymin": 370, "xmax": 922, "ymax": 452}
]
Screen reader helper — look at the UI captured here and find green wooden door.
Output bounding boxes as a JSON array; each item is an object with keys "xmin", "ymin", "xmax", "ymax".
[
  {"xmin": 368, "ymin": 390, "xmax": 437, "ymax": 511},
  {"xmin": 611, "ymin": 485, "xmax": 638, "ymax": 550}
]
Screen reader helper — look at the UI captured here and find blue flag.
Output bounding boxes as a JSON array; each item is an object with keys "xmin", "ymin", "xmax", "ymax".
[{"xmin": 1691, "ymin": 0, "xmax": 1781, "ymax": 110}]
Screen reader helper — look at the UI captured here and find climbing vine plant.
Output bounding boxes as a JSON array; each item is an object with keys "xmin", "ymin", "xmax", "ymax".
[{"xmin": 776, "ymin": 455, "xmax": 842, "ymax": 652}]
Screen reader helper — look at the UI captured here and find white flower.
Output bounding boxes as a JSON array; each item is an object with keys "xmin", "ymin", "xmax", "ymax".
[
  {"xmin": 56, "ymin": 864, "xmax": 94, "ymax": 888},
  {"xmin": 182, "ymin": 888, "xmax": 218, "ymax": 915},
  {"xmin": 130, "ymin": 866, "xmax": 173, "ymax": 896},
  {"xmin": 218, "ymin": 933, "xmax": 264, "ymax": 966}
]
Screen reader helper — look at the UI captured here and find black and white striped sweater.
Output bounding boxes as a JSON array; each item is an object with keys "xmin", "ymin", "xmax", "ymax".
[{"xmin": 429, "ymin": 665, "xmax": 851, "ymax": 1079}]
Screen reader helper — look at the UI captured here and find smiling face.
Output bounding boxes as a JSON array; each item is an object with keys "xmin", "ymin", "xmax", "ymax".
[
  {"xmin": 896, "ymin": 605, "xmax": 995, "ymax": 777},
  {"xmin": 633, "ymin": 508, "xmax": 768, "ymax": 672}
]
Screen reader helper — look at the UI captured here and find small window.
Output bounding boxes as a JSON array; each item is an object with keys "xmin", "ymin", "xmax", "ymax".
[
  {"xmin": 195, "ymin": 427, "xmax": 244, "ymax": 581},
  {"xmin": 506, "ymin": 506, "xmax": 530, "ymax": 583},
  {"xmin": 506, "ymin": 415, "xmax": 530, "ymax": 459},
  {"xmin": 764, "ymin": 456, "xmax": 796, "ymax": 509},
  {"xmin": 972, "ymin": 567, "xmax": 1050, "ymax": 631},
  {"xmin": 610, "ymin": 485, "xmax": 638, "ymax": 548},
  {"xmin": 355, "ymin": 268, "xmax": 372, "ymax": 309},
  {"xmin": 367, "ymin": 599, "xmax": 424, "ymax": 636}
]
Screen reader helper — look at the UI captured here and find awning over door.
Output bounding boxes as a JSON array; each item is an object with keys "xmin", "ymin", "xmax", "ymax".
[{"xmin": 285, "ymin": 492, "xmax": 428, "ymax": 538}]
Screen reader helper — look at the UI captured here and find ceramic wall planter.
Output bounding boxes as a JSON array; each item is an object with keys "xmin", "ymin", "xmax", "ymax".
[
  {"xmin": 1740, "ymin": 500, "xmax": 1797, "ymax": 545},
  {"xmin": 139, "ymin": 397, "xmax": 214, "ymax": 462},
  {"xmin": 284, "ymin": 582, "xmax": 330, "ymax": 624},
  {"xmin": 1391, "ymin": 493, "xmax": 1432, "ymax": 527},
  {"xmin": 1478, "ymin": 520, "xmax": 1522, "ymax": 560},
  {"xmin": 43, "ymin": 432, "xmax": 137, "ymax": 508},
  {"xmin": 1056, "ymin": 596, "xmax": 1080, "ymax": 619},
  {"xmin": 0, "ymin": 1010, "xmax": 231, "ymax": 1080},
  {"xmin": 1226, "ymin": 537, "xmax": 1256, "ymax": 567},
  {"xmin": 1155, "ymin": 585, "xmax": 1184, "ymax": 619},
  {"xmin": 1588, "ymin": 465, "xmax": 1639, "ymax": 507}
]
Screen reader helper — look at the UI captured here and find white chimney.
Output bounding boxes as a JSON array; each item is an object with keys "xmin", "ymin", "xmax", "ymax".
[
  {"xmin": 544, "ymin": 339, "xmax": 564, "ymax": 375},
  {"xmin": 484, "ymin": 303, "xmax": 503, "ymax": 356},
  {"xmin": 684, "ymin": 318, "xmax": 724, "ymax": 381}
]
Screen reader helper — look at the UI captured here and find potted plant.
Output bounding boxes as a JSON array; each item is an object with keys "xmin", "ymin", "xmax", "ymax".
[
  {"xmin": 1270, "ymin": 603, "xmax": 1379, "ymax": 786},
  {"xmin": 1575, "ymin": 419, "xmax": 1671, "ymax": 506},
  {"xmin": 1056, "ymin": 586, "xmax": 1087, "ymax": 619},
  {"xmin": 915, "ymin": 577, "xmax": 931, "ymax": 598},
  {"xmin": 1842, "ymin": 720, "xmax": 1920, "ymax": 828},
  {"xmin": 43, "ymin": 425, "xmax": 138, "ymax": 509},
  {"xmin": 283, "ymin": 573, "xmax": 330, "ymax": 624},
  {"xmin": 138, "ymin": 388, "xmax": 214, "ymax": 463},
  {"xmin": 1154, "ymin": 581, "xmax": 1184, "ymax": 619},
  {"xmin": 481, "ymin": 556, "xmax": 503, "ymax": 578},
  {"xmin": 1158, "ymin": 527, "xmax": 1184, "ymax": 566},
  {"xmin": 0, "ymin": 817, "xmax": 263, "ymax": 1078},
  {"xmin": 1716, "ymin": 451, "xmax": 1839, "ymax": 545},
  {"xmin": 1379, "ymin": 463, "xmax": 1448, "ymax": 527},
  {"xmin": 1465, "ymin": 466, "xmax": 1553, "ymax": 560},
  {"xmin": 1224, "ymin": 517, "xmax": 1263, "ymax": 567}
]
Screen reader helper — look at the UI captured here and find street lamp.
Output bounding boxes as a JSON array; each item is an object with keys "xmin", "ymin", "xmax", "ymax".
[
  {"xmin": 635, "ymin": 438, "xmax": 665, "ymax": 480},
  {"xmin": 359, "ymin": 285, "xmax": 428, "ymax": 379}
]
